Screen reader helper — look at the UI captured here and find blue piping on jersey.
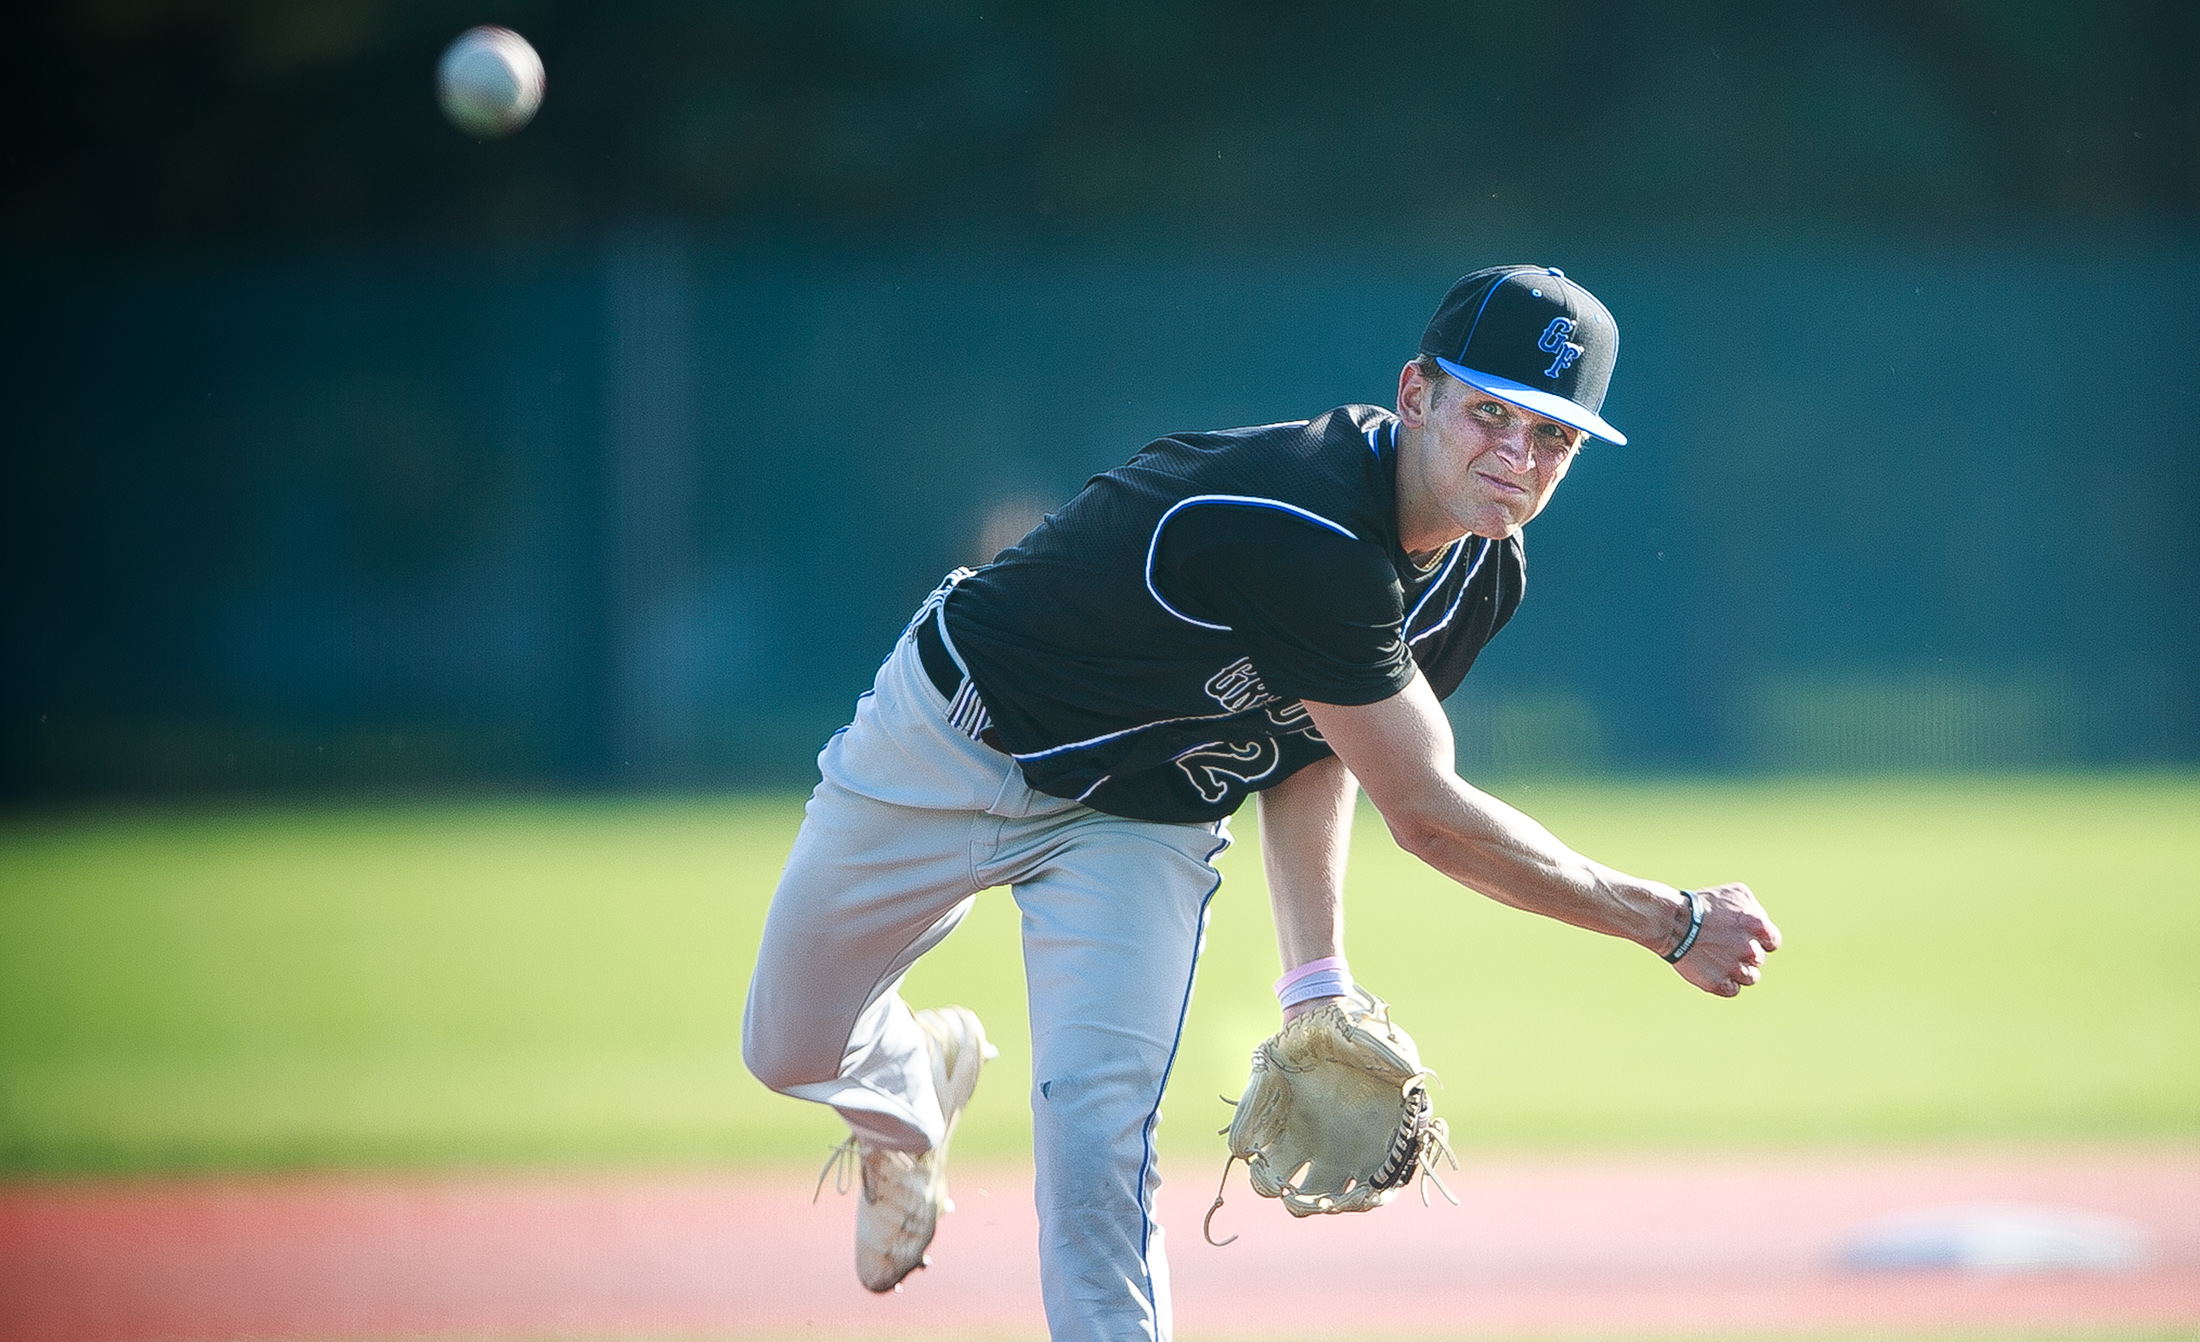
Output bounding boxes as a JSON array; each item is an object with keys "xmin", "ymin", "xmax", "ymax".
[
  {"xmin": 1407, "ymin": 536, "xmax": 1491, "ymax": 646},
  {"xmin": 1143, "ymin": 494, "xmax": 1360, "ymax": 632},
  {"xmin": 1012, "ymin": 702, "xmax": 1262, "ymax": 762},
  {"xmin": 1400, "ymin": 538, "xmax": 1465, "ymax": 631},
  {"xmin": 1027, "ymin": 474, "xmax": 1465, "ymax": 766}
]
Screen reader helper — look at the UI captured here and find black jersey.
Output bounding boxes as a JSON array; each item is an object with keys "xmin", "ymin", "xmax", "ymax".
[{"xmin": 943, "ymin": 404, "xmax": 1524, "ymax": 823}]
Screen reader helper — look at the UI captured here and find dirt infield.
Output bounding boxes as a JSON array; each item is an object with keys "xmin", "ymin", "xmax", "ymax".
[{"xmin": 4, "ymin": 1150, "xmax": 2195, "ymax": 1340}]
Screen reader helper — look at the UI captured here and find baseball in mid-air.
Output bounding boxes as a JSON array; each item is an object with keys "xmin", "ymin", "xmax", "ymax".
[{"xmin": 436, "ymin": 26, "xmax": 544, "ymax": 138}]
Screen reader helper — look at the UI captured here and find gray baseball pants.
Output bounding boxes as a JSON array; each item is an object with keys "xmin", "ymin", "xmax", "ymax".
[{"xmin": 742, "ymin": 623, "xmax": 1231, "ymax": 1342}]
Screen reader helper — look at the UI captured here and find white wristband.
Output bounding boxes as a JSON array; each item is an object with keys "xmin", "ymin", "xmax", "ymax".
[{"xmin": 1275, "ymin": 956, "xmax": 1354, "ymax": 1008}]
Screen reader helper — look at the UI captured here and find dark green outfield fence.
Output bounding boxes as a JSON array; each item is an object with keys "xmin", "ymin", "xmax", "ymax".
[{"xmin": 5, "ymin": 235, "xmax": 2197, "ymax": 796}]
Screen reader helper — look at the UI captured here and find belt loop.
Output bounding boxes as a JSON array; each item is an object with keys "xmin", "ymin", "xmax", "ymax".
[{"xmin": 914, "ymin": 604, "xmax": 967, "ymax": 702}]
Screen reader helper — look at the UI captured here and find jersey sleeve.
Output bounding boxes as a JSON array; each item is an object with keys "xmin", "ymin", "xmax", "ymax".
[{"xmin": 1152, "ymin": 504, "xmax": 1415, "ymax": 706}]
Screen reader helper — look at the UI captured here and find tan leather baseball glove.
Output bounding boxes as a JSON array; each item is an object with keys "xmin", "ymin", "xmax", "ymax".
[{"xmin": 1204, "ymin": 984, "xmax": 1456, "ymax": 1244}]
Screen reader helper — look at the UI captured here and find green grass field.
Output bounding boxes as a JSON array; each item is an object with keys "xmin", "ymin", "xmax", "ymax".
[{"xmin": 2, "ymin": 775, "xmax": 2195, "ymax": 1174}]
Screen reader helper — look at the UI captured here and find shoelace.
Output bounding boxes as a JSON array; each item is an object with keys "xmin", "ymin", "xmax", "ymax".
[{"xmin": 813, "ymin": 1136, "xmax": 860, "ymax": 1203}]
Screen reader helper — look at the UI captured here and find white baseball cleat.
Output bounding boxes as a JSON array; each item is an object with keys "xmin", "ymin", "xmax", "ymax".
[{"xmin": 825, "ymin": 1006, "xmax": 998, "ymax": 1294}]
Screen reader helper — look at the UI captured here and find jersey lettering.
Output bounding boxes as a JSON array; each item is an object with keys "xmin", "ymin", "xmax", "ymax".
[
  {"xmin": 1264, "ymin": 699, "xmax": 1324, "ymax": 743},
  {"xmin": 1173, "ymin": 737, "xmax": 1281, "ymax": 804},
  {"xmin": 1204, "ymin": 657, "xmax": 1277, "ymax": 713}
]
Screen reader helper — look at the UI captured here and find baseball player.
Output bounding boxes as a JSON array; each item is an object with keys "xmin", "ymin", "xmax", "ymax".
[{"xmin": 743, "ymin": 265, "xmax": 1781, "ymax": 1341}]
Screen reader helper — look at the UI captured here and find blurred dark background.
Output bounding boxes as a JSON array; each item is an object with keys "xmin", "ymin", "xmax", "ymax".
[{"xmin": 4, "ymin": 0, "xmax": 2197, "ymax": 796}]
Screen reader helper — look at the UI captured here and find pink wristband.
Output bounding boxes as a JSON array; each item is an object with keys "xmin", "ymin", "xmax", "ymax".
[{"xmin": 1274, "ymin": 955, "xmax": 1353, "ymax": 1008}]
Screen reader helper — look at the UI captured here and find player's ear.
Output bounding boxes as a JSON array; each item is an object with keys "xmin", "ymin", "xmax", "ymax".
[{"xmin": 1397, "ymin": 360, "xmax": 1432, "ymax": 428}]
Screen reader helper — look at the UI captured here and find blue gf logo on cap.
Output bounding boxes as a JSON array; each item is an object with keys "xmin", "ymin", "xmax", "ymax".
[{"xmin": 1538, "ymin": 318, "xmax": 1584, "ymax": 379}]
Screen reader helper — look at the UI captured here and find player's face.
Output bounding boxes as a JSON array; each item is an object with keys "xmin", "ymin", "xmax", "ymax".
[{"xmin": 1400, "ymin": 367, "xmax": 1584, "ymax": 543}]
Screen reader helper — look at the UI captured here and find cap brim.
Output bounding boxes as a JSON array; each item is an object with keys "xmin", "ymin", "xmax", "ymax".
[{"xmin": 1435, "ymin": 358, "xmax": 1627, "ymax": 445}]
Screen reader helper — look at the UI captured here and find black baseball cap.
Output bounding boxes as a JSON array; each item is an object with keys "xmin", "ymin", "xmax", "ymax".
[{"xmin": 1419, "ymin": 265, "xmax": 1625, "ymax": 445}]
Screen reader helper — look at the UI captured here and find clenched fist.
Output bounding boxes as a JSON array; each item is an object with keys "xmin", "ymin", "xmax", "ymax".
[{"xmin": 1667, "ymin": 883, "xmax": 1781, "ymax": 997}]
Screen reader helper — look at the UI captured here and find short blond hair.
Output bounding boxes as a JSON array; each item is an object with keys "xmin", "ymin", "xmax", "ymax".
[{"xmin": 1411, "ymin": 354, "xmax": 1454, "ymax": 406}]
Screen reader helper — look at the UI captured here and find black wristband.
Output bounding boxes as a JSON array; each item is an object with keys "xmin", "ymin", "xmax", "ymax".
[{"xmin": 1663, "ymin": 889, "xmax": 1704, "ymax": 963}]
